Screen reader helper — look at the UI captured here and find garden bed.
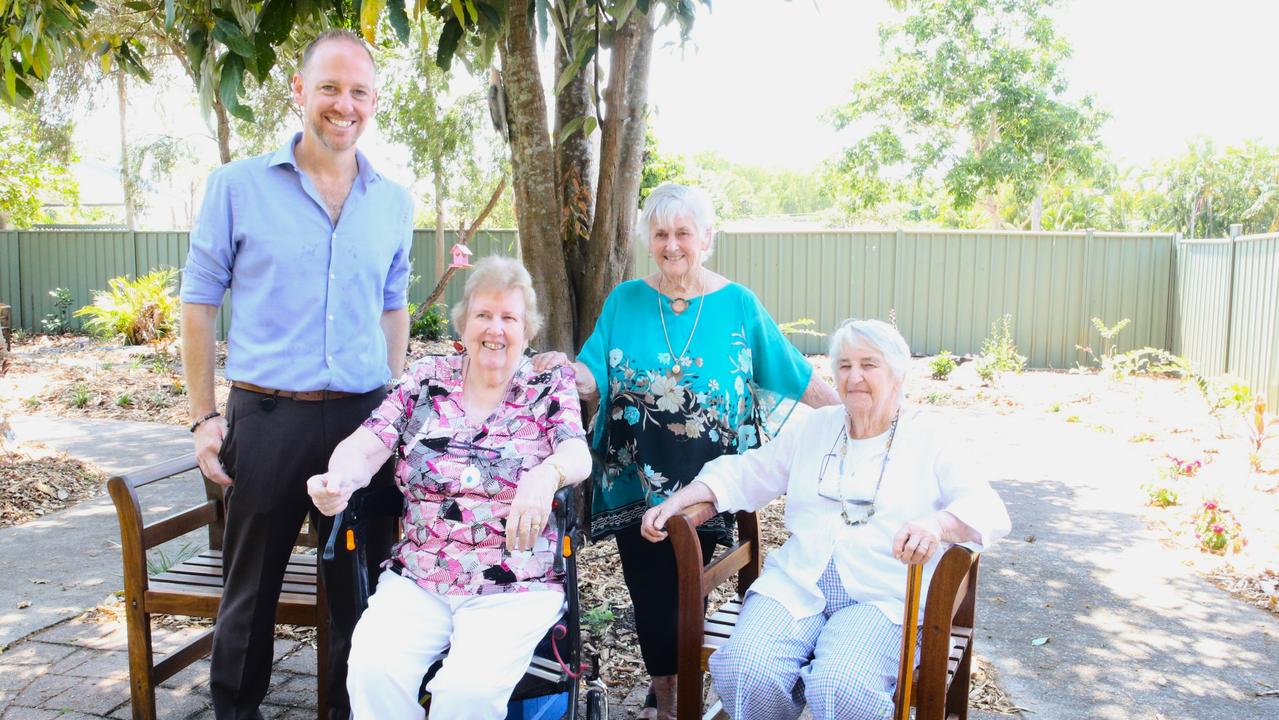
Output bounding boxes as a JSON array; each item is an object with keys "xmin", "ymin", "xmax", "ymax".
[{"xmin": 0, "ymin": 442, "xmax": 107, "ymax": 528}]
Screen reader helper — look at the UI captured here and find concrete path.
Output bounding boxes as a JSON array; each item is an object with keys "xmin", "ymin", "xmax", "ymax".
[
  {"xmin": 2, "ymin": 416, "xmax": 204, "ymax": 648},
  {"xmin": 954, "ymin": 410, "xmax": 1279, "ymax": 720}
]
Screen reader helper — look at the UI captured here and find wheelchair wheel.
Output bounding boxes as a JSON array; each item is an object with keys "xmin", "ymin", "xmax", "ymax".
[{"xmin": 585, "ymin": 687, "xmax": 607, "ymax": 720}]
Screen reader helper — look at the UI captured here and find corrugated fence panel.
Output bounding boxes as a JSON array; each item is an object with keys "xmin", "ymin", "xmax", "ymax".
[
  {"xmin": 1228, "ymin": 234, "xmax": 1279, "ymax": 407},
  {"xmin": 407, "ymin": 229, "xmax": 520, "ymax": 334},
  {"xmin": 17, "ymin": 231, "xmax": 136, "ymax": 331},
  {"xmin": 0, "ymin": 232, "xmax": 20, "ymax": 331},
  {"xmin": 1083, "ymin": 233, "xmax": 1176, "ymax": 365},
  {"xmin": 1174, "ymin": 240, "xmax": 1232, "ymax": 376}
]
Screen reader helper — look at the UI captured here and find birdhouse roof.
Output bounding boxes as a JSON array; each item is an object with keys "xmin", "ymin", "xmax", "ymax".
[{"xmin": 452, "ymin": 244, "xmax": 474, "ymax": 255}]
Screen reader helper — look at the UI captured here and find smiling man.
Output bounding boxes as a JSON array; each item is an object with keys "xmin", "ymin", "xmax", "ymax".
[{"xmin": 179, "ymin": 30, "xmax": 411, "ymax": 720}]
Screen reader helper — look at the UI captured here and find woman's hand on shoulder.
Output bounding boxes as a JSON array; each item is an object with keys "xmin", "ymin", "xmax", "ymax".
[
  {"xmin": 530, "ymin": 351, "xmax": 570, "ymax": 373},
  {"xmin": 892, "ymin": 513, "xmax": 944, "ymax": 565}
]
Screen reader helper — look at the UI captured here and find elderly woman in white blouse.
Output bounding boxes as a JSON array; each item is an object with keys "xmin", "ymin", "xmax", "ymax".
[{"xmin": 640, "ymin": 318, "xmax": 1011, "ymax": 720}]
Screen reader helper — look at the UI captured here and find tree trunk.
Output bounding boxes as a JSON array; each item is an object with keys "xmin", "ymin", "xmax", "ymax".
[
  {"xmin": 213, "ymin": 99, "xmax": 232, "ymax": 164},
  {"xmin": 555, "ymin": 6, "xmax": 596, "ymax": 300},
  {"xmin": 501, "ymin": 4, "xmax": 574, "ymax": 352},
  {"xmin": 116, "ymin": 69, "xmax": 137, "ymax": 229},
  {"xmin": 577, "ymin": 9, "xmax": 655, "ymax": 348},
  {"xmin": 1030, "ymin": 194, "xmax": 1043, "ymax": 231},
  {"xmin": 433, "ymin": 158, "xmax": 447, "ymax": 278}
]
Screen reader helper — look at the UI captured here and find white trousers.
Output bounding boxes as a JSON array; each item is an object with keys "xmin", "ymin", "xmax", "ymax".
[{"xmin": 347, "ymin": 569, "xmax": 565, "ymax": 720}]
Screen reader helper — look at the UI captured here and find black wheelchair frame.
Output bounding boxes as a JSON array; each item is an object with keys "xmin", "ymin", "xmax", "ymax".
[{"xmin": 324, "ymin": 480, "xmax": 606, "ymax": 720}]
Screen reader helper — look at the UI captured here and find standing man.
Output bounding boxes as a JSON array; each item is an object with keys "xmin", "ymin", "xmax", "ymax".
[{"xmin": 180, "ymin": 30, "xmax": 411, "ymax": 720}]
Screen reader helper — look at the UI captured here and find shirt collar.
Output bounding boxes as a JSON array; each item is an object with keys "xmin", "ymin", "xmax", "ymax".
[{"xmin": 268, "ymin": 132, "xmax": 383, "ymax": 186}]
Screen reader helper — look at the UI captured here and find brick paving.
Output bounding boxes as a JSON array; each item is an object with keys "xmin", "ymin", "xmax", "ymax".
[{"xmin": 0, "ymin": 617, "xmax": 318, "ymax": 719}]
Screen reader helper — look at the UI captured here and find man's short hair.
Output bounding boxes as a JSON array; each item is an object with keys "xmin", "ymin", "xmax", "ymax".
[{"xmin": 299, "ymin": 29, "xmax": 376, "ymax": 77}]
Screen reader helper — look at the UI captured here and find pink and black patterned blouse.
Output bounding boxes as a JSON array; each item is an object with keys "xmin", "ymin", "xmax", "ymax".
[{"xmin": 362, "ymin": 354, "xmax": 585, "ymax": 596}]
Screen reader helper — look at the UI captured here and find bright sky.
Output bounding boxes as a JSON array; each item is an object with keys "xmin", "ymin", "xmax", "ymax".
[
  {"xmin": 70, "ymin": 0, "xmax": 1279, "ymax": 221},
  {"xmin": 645, "ymin": 0, "xmax": 1279, "ymax": 170}
]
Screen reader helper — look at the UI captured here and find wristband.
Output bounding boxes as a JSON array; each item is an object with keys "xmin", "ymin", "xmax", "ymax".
[{"xmin": 189, "ymin": 411, "xmax": 221, "ymax": 433}]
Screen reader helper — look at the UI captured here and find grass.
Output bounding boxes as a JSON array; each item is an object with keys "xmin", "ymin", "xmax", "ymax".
[
  {"xmin": 146, "ymin": 542, "xmax": 201, "ymax": 575},
  {"xmin": 69, "ymin": 385, "xmax": 91, "ymax": 409}
]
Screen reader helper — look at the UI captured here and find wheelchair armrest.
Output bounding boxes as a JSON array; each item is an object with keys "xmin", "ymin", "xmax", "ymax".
[{"xmin": 551, "ymin": 483, "xmax": 582, "ymax": 573}]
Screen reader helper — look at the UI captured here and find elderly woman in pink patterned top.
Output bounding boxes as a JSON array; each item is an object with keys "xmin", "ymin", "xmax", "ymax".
[{"xmin": 306, "ymin": 256, "xmax": 591, "ymax": 720}]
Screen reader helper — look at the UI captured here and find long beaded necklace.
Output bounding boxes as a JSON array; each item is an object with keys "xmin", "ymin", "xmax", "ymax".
[
  {"xmin": 832, "ymin": 411, "xmax": 900, "ymax": 526},
  {"xmin": 656, "ymin": 272, "xmax": 705, "ymax": 376}
]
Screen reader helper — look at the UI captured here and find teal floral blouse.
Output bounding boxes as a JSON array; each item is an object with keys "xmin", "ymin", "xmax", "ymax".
[{"xmin": 577, "ymin": 280, "xmax": 813, "ymax": 541}]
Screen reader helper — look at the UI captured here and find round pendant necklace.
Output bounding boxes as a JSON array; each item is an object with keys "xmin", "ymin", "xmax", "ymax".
[{"xmin": 657, "ymin": 273, "xmax": 705, "ymax": 376}]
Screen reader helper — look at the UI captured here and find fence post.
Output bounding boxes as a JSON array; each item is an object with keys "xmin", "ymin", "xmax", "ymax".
[
  {"xmin": 1223, "ymin": 223, "xmax": 1242, "ymax": 373},
  {"xmin": 1167, "ymin": 233, "xmax": 1181, "ymax": 357},
  {"xmin": 1079, "ymin": 229, "xmax": 1094, "ymax": 365}
]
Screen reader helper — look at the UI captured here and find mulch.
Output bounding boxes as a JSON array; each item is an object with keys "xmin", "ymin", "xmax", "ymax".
[{"xmin": 0, "ymin": 445, "xmax": 106, "ymax": 528}]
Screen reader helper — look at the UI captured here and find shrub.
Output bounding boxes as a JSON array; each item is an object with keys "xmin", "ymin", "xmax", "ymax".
[
  {"xmin": 69, "ymin": 385, "xmax": 91, "ymax": 409},
  {"xmin": 41, "ymin": 288, "xmax": 74, "ymax": 334},
  {"xmin": 779, "ymin": 317, "xmax": 826, "ymax": 338},
  {"xmin": 974, "ymin": 314, "xmax": 1026, "ymax": 386},
  {"xmin": 929, "ymin": 351, "xmax": 957, "ymax": 380},
  {"xmin": 408, "ymin": 302, "xmax": 449, "ymax": 341},
  {"xmin": 1142, "ymin": 483, "xmax": 1179, "ymax": 508},
  {"xmin": 1194, "ymin": 500, "xmax": 1245, "ymax": 554},
  {"xmin": 74, "ymin": 269, "xmax": 180, "ymax": 345}
]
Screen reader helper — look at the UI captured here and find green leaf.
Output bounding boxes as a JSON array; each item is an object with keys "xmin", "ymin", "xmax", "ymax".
[
  {"xmin": 450, "ymin": 0, "xmax": 466, "ymax": 25},
  {"xmin": 435, "ymin": 18, "xmax": 462, "ymax": 70},
  {"xmin": 218, "ymin": 53, "xmax": 254, "ymax": 122},
  {"xmin": 387, "ymin": 0, "xmax": 410, "ymax": 44},
  {"xmin": 553, "ymin": 60, "xmax": 577, "ymax": 95},
  {"xmin": 557, "ymin": 116, "xmax": 584, "ymax": 144},
  {"xmin": 185, "ymin": 24, "xmax": 207, "ymax": 72},
  {"xmin": 583, "ymin": 116, "xmax": 597, "ymax": 137},
  {"xmin": 475, "ymin": 2, "xmax": 502, "ymax": 32},
  {"xmin": 164, "ymin": 0, "xmax": 176, "ymax": 31},
  {"xmin": 360, "ymin": 0, "xmax": 386, "ymax": 43},
  {"xmin": 123, "ymin": 1, "xmax": 151, "ymax": 11},
  {"xmin": 3, "ymin": 59, "xmax": 16, "ymax": 102},
  {"xmin": 257, "ymin": 0, "xmax": 296, "ymax": 44},
  {"xmin": 250, "ymin": 35, "xmax": 276, "ymax": 83},
  {"xmin": 212, "ymin": 19, "xmax": 255, "ymax": 59}
]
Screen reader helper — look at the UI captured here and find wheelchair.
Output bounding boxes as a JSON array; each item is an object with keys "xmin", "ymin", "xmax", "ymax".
[{"xmin": 324, "ymin": 478, "xmax": 607, "ymax": 720}]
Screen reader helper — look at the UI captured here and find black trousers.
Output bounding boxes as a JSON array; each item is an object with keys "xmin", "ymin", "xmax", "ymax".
[
  {"xmin": 614, "ymin": 524, "xmax": 717, "ymax": 677},
  {"xmin": 210, "ymin": 387, "xmax": 396, "ymax": 720}
]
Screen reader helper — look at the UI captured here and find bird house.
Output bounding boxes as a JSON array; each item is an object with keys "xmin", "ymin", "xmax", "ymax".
[{"xmin": 449, "ymin": 243, "xmax": 473, "ymax": 269}]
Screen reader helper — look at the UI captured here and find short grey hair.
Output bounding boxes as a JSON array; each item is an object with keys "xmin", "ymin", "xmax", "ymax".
[
  {"xmin": 636, "ymin": 183, "xmax": 716, "ymax": 260},
  {"xmin": 450, "ymin": 256, "xmax": 544, "ymax": 342},
  {"xmin": 828, "ymin": 319, "xmax": 912, "ymax": 401}
]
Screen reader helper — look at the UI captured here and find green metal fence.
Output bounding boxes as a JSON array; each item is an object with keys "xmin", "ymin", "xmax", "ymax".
[
  {"xmin": 1175, "ymin": 232, "xmax": 1279, "ymax": 406},
  {"xmin": 8, "ymin": 226, "xmax": 1278, "ymax": 405},
  {"xmin": 636, "ymin": 229, "xmax": 1176, "ymax": 365}
]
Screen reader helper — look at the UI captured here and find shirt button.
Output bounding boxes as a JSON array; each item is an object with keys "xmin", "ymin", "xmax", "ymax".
[
  {"xmin": 327, "ymin": 355, "xmax": 334, "ymax": 362},
  {"xmin": 328, "ymin": 315, "xmax": 334, "ymax": 321},
  {"xmin": 330, "ymin": 273, "xmax": 336, "ymax": 280}
]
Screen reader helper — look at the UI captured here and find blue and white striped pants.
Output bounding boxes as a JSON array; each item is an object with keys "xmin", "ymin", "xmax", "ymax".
[{"xmin": 708, "ymin": 560, "xmax": 918, "ymax": 720}]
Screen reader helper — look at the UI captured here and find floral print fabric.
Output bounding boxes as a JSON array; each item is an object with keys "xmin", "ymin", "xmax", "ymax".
[
  {"xmin": 577, "ymin": 280, "xmax": 813, "ymax": 541},
  {"xmin": 361, "ymin": 354, "xmax": 585, "ymax": 595}
]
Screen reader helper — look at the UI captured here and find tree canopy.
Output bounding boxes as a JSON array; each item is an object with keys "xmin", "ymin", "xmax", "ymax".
[{"xmin": 827, "ymin": 0, "xmax": 1107, "ymax": 225}]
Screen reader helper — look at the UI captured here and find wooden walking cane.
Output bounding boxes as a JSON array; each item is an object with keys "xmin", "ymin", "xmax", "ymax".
[{"xmin": 894, "ymin": 562, "xmax": 924, "ymax": 720}]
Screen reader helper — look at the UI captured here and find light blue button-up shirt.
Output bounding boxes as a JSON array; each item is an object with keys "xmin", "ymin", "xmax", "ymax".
[{"xmin": 181, "ymin": 133, "xmax": 414, "ymax": 393}]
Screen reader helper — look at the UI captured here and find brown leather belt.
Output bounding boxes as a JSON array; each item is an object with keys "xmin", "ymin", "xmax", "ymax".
[{"xmin": 230, "ymin": 381, "xmax": 362, "ymax": 401}]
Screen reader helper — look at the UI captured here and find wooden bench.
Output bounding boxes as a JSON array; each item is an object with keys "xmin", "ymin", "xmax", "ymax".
[
  {"xmin": 668, "ymin": 504, "xmax": 981, "ymax": 720},
  {"xmin": 107, "ymin": 454, "xmax": 328, "ymax": 720}
]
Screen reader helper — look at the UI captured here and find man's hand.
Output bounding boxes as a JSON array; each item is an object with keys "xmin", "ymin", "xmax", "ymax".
[
  {"xmin": 194, "ymin": 416, "xmax": 232, "ymax": 487},
  {"xmin": 307, "ymin": 472, "xmax": 356, "ymax": 517},
  {"xmin": 507, "ymin": 465, "xmax": 557, "ymax": 552}
]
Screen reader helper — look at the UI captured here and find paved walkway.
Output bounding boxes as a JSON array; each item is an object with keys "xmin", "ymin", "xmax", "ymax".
[{"xmin": 3, "ymin": 410, "xmax": 1279, "ymax": 719}]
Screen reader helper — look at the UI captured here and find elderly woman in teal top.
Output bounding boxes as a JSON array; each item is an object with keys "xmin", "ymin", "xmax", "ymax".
[{"xmin": 536, "ymin": 183, "xmax": 839, "ymax": 718}]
